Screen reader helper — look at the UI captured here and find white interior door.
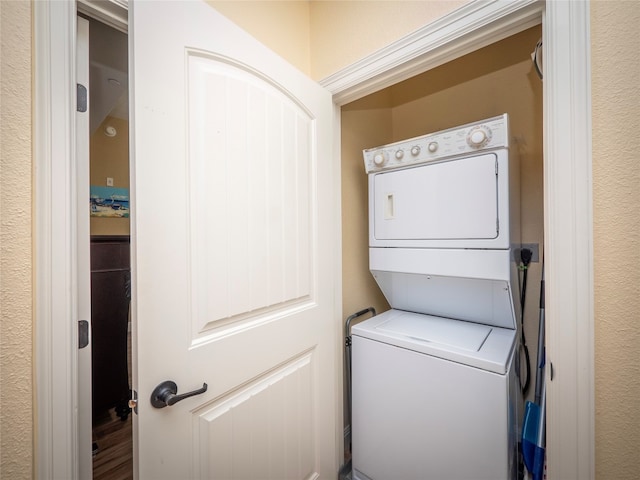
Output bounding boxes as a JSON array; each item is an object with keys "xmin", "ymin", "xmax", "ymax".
[{"xmin": 130, "ymin": 2, "xmax": 339, "ymax": 478}]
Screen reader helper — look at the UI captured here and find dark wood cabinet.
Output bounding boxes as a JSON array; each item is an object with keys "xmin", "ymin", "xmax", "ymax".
[{"xmin": 91, "ymin": 236, "xmax": 131, "ymax": 421}]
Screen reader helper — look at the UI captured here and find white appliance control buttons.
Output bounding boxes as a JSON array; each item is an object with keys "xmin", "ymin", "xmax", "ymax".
[
  {"xmin": 363, "ymin": 114, "xmax": 508, "ymax": 173},
  {"xmin": 373, "ymin": 151, "xmax": 388, "ymax": 166},
  {"xmin": 467, "ymin": 126, "xmax": 492, "ymax": 148}
]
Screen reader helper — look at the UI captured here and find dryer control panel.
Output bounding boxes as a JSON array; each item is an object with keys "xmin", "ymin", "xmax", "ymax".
[{"xmin": 363, "ymin": 114, "xmax": 509, "ymax": 173}]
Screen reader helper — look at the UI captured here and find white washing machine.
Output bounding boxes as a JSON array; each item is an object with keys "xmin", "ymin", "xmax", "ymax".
[{"xmin": 352, "ymin": 114, "xmax": 521, "ymax": 480}]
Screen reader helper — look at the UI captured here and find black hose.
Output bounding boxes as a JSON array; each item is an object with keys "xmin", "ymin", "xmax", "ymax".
[
  {"xmin": 534, "ymin": 262, "xmax": 546, "ymax": 405},
  {"xmin": 519, "ymin": 248, "xmax": 533, "ymax": 395}
]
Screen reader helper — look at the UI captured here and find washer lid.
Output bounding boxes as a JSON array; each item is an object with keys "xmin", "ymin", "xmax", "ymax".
[
  {"xmin": 351, "ymin": 309, "xmax": 516, "ymax": 374},
  {"xmin": 377, "ymin": 313, "xmax": 491, "ymax": 351}
]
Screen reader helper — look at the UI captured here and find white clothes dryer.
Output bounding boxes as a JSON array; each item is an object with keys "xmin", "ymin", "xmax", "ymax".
[{"xmin": 353, "ymin": 114, "xmax": 522, "ymax": 480}]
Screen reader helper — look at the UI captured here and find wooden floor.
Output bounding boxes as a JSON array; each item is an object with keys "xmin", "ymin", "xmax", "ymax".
[
  {"xmin": 92, "ymin": 408, "xmax": 133, "ymax": 480},
  {"xmin": 93, "ymin": 325, "xmax": 133, "ymax": 480}
]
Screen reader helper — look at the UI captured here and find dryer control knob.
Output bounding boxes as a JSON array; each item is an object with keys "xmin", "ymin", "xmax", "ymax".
[
  {"xmin": 410, "ymin": 145, "xmax": 421, "ymax": 156},
  {"xmin": 428, "ymin": 142, "xmax": 438, "ymax": 153},
  {"xmin": 467, "ymin": 126, "xmax": 492, "ymax": 147},
  {"xmin": 395, "ymin": 149, "xmax": 404, "ymax": 160},
  {"xmin": 372, "ymin": 151, "xmax": 387, "ymax": 166}
]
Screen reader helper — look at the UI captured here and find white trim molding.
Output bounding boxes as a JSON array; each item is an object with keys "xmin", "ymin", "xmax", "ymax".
[
  {"xmin": 34, "ymin": 1, "xmax": 79, "ymax": 479},
  {"xmin": 320, "ymin": 0, "xmax": 541, "ymax": 105},
  {"xmin": 76, "ymin": 0, "xmax": 128, "ymax": 33},
  {"xmin": 543, "ymin": 2, "xmax": 594, "ymax": 478}
]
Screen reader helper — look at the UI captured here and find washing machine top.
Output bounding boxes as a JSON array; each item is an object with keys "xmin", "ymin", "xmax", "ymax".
[{"xmin": 351, "ymin": 309, "xmax": 516, "ymax": 374}]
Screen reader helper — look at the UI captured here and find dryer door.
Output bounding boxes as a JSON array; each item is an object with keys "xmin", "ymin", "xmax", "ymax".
[{"xmin": 371, "ymin": 153, "xmax": 499, "ymax": 245}]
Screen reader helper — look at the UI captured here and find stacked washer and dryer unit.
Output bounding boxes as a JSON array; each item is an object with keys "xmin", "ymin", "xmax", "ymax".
[{"xmin": 352, "ymin": 114, "xmax": 522, "ymax": 480}]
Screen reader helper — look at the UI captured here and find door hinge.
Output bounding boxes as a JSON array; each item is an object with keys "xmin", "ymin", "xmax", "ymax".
[
  {"xmin": 76, "ymin": 83, "xmax": 87, "ymax": 112},
  {"xmin": 78, "ymin": 320, "xmax": 89, "ymax": 349}
]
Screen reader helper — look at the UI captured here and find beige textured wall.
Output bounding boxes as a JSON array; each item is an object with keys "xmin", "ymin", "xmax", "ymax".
[
  {"xmin": 0, "ymin": 1, "xmax": 33, "ymax": 478},
  {"xmin": 210, "ymin": 1, "xmax": 467, "ymax": 81},
  {"xmin": 309, "ymin": 0, "xmax": 468, "ymax": 80},
  {"xmin": 209, "ymin": 1, "xmax": 311, "ymax": 75},
  {"xmin": 90, "ymin": 116, "xmax": 131, "ymax": 236},
  {"xmin": 341, "ymin": 91, "xmax": 393, "ymax": 320},
  {"xmin": 591, "ymin": 2, "xmax": 640, "ymax": 479}
]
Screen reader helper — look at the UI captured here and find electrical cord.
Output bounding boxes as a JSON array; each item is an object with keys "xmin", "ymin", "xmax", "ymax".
[{"xmin": 519, "ymin": 248, "xmax": 533, "ymax": 395}]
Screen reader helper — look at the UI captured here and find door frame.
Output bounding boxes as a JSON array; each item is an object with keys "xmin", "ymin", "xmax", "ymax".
[{"xmin": 34, "ymin": 1, "xmax": 593, "ymax": 479}]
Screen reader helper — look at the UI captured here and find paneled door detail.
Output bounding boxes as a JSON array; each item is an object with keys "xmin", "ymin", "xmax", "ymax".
[
  {"xmin": 187, "ymin": 51, "xmax": 314, "ymax": 342},
  {"xmin": 130, "ymin": 2, "xmax": 338, "ymax": 478}
]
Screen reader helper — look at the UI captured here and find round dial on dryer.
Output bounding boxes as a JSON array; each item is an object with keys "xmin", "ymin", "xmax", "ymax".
[
  {"xmin": 410, "ymin": 145, "xmax": 421, "ymax": 156},
  {"xmin": 467, "ymin": 125, "xmax": 492, "ymax": 148},
  {"xmin": 395, "ymin": 149, "xmax": 404, "ymax": 160},
  {"xmin": 372, "ymin": 150, "xmax": 388, "ymax": 166}
]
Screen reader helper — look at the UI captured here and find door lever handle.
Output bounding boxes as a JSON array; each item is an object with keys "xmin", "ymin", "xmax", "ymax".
[{"xmin": 150, "ymin": 380, "xmax": 208, "ymax": 408}]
